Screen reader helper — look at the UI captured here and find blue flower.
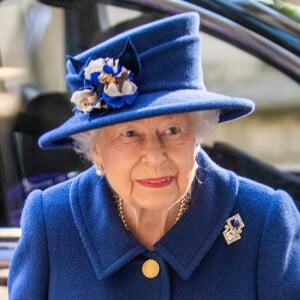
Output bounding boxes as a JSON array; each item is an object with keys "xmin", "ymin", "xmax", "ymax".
[{"xmin": 72, "ymin": 57, "xmax": 138, "ymax": 112}]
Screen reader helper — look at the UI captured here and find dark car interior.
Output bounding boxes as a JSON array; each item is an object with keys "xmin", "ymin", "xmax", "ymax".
[{"xmin": 7, "ymin": 92, "xmax": 91, "ymax": 225}]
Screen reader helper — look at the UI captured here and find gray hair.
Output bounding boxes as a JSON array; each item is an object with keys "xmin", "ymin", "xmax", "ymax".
[{"xmin": 71, "ymin": 110, "xmax": 220, "ymax": 162}]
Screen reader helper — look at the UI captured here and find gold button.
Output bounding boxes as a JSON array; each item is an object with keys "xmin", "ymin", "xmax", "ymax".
[{"xmin": 142, "ymin": 259, "xmax": 160, "ymax": 279}]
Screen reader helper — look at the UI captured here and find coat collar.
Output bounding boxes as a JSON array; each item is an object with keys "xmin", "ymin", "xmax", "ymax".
[{"xmin": 70, "ymin": 150, "xmax": 238, "ymax": 280}]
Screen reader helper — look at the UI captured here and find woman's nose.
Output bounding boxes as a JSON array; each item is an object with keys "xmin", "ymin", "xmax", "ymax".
[{"xmin": 141, "ymin": 135, "xmax": 166, "ymax": 166}]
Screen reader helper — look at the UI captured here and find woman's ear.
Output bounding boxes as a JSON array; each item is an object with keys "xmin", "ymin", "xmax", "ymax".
[
  {"xmin": 91, "ymin": 146, "xmax": 104, "ymax": 175},
  {"xmin": 90, "ymin": 144, "xmax": 100, "ymax": 165}
]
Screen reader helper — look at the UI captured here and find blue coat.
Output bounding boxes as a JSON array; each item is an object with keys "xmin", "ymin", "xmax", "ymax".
[{"xmin": 8, "ymin": 151, "xmax": 300, "ymax": 299}]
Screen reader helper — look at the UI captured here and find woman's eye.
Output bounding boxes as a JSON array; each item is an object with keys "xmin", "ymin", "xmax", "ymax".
[
  {"xmin": 166, "ymin": 127, "xmax": 180, "ymax": 135},
  {"xmin": 122, "ymin": 130, "xmax": 136, "ymax": 137}
]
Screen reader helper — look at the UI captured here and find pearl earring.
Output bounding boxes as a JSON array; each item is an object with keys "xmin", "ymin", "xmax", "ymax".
[{"xmin": 96, "ymin": 163, "xmax": 104, "ymax": 176}]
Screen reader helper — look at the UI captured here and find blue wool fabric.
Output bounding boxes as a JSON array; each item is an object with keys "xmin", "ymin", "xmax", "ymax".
[{"xmin": 8, "ymin": 151, "xmax": 300, "ymax": 299}]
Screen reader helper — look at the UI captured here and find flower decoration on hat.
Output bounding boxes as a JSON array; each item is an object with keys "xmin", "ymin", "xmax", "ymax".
[
  {"xmin": 71, "ymin": 89, "xmax": 102, "ymax": 113},
  {"xmin": 70, "ymin": 39, "xmax": 140, "ymax": 115}
]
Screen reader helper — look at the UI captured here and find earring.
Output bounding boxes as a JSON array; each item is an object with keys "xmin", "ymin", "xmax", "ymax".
[{"xmin": 96, "ymin": 163, "xmax": 104, "ymax": 176}]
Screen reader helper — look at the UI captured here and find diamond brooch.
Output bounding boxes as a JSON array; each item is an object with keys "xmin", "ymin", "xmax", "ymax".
[{"xmin": 222, "ymin": 214, "xmax": 245, "ymax": 245}]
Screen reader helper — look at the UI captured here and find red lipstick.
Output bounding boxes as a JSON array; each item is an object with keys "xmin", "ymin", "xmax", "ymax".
[{"xmin": 137, "ymin": 176, "xmax": 174, "ymax": 188}]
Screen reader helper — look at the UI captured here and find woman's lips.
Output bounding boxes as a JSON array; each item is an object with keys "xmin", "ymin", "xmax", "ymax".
[{"xmin": 137, "ymin": 176, "xmax": 174, "ymax": 188}]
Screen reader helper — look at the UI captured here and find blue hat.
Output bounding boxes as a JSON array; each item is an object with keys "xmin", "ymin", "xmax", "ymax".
[{"xmin": 39, "ymin": 12, "xmax": 254, "ymax": 149}]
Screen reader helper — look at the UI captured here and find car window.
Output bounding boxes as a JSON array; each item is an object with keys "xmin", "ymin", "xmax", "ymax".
[{"xmin": 202, "ymin": 33, "xmax": 300, "ymax": 168}]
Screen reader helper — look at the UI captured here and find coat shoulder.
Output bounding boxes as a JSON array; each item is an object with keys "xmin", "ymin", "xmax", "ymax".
[
  {"xmin": 30, "ymin": 167, "xmax": 97, "ymax": 223},
  {"xmin": 234, "ymin": 173, "xmax": 298, "ymax": 218}
]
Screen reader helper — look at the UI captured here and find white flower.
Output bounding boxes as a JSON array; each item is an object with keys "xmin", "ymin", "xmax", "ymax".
[
  {"xmin": 70, "ymin": 89, "xmax": 98, "ymax": 113},
  {"xmin": 103, "ymin": 71, "xmax": 137, "ymax": 97},
  {"xmin": 106, "ymin": 58, "xmax": 120, "ymax": 74},
  {"xmin": 84, "ymin": 58, "xmax": 106, "ymax": 80},
  {"xmin": 121, "ymin": 76, "xmax": 137, "ymax": 95},
  {"xmin": 76, "ymin": 57, "xmax": 138, "ymax": 110}
]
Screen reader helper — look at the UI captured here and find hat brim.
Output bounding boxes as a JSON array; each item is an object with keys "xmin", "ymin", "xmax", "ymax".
[{"xmin": 38, "ymin": 89, "xmax": 254, "ymax": 149}]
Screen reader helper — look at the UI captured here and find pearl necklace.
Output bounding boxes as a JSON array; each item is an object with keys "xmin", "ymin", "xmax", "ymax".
[{"xmin": 115, "ymin": 193, "xmax": 192, "ymax": 231}]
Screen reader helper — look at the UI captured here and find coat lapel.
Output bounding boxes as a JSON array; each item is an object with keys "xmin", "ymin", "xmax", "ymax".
[{"xmin": 69, "ymin": 167, "xmax": 147, "ymax": 280}]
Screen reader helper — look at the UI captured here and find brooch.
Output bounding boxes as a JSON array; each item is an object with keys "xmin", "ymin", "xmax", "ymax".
[{"xmin": 222, "ymin": 214, "xmax": 245, "ymax": 245}]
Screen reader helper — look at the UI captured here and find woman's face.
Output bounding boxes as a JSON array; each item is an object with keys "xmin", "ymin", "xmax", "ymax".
[{"xmin": 91, "ymin": 113, "xmax": 197, "ymax": 211}]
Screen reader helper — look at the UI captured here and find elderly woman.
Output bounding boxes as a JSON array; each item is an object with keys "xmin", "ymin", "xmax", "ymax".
[{"xmin": 8, "ymin": 13, "xmax": 300, "ymax": 299}]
